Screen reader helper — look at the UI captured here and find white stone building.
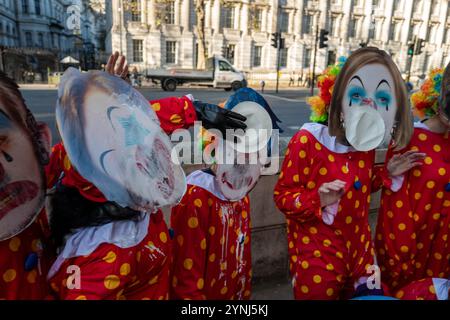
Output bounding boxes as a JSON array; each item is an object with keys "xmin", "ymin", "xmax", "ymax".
[
  {"xmin": 106, "ymin": 0, "xmax": 450, "ymax": 85},
  {"xmin": 0, "ymin": 0, "xmax": 107, "ymax": 81}
]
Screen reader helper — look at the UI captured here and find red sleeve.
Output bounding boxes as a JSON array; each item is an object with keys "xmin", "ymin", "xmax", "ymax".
[
  {"xmin": 45, "ymin": 142, "xmax": 65, "ymax": 189},
  {"xmin": 273, "ymin": 131, "xmax": 322, "ymax": 223},
  {"xmin": 58, "ymin": 246, "xmax": 130, "ymax": 300},
  {"xmin": 170, "ymin": 186, "xmax": 209, "ymax": 300},
  {"xmin": 150, "ymin": 96, "xmax": 197, "ymax": 135}
]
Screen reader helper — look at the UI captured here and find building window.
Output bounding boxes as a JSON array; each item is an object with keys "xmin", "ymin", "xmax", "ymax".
[
  {"xmin": 348, "ymin": 18, "xmax": 357, "ymax": 38},
  {"xmin": 35, "ymin": 0, "xmax": 41, "ymax": 15},
  {"xmin": 130, "ymin": 0, "xmax": 141, "ymax": 22},
  {"xmin": 280, "ymin": 48, "xmax": 288, "ymax": 68},
  {"xmin": 25, "ymin": 31, "xmax": 32, "ymax": 46},
  {"xmin": 253, "ymin": 8, "xmax": 262, "ymax": 31},
  {"xmin": 225, "ymin": 44, "xmax": 235, "ymax": 65},
  {"xmin": 302, "ymin": 14, "xmax": 312, "ymax": 35},
  {"xmin": 330, "ymin": 16, "xmax": 338, "ymax": 37},
  {"xmin": 280, "ymin": 10, "xmax": 289, "ymax": 33},
  {"xmin": 133, "ymin": 39, "xmax": 143, "ymax": 62},
  {"xmin": 37, "ymin": 32, "xmax": 44, "ymax": 47},
  {"xmin": 393, "ymin": 0, "xmax": 403, "ymax": 12},
  {"xmin": 413, "ymin": 0, "xmax": 423, "ymax": 14},
  {"xmin": 390, "ymin": 21, "xmax": 401, "ymax": 41},
  {"xmin": 253, "ymin": 45, "xmax": 262, "ymax": 67},
  {"xmin": 165, "ymin": 1, "xmax": 175, "ymax": 24},
  {"xmin": 22, "ymin": 0, "xmax": 29, "ymax": 14},
  {"xmin": 372, "ymin": 0, "xmax": 380, "ymax": 8},
  {"xmin": 327, "ymin": 51, "xmax": 336, "ymax": 66},
  {"xmin": 166, "ymin": 41, "xmax": 176, "ymax": 64},
  {"xmin": 303, "ymin": 48, "xmax": 311, "ymax": 68},
  {"xmin": 223, "ymin": 6, "xmax": 234, "ymax": 29},
  {"xmin": 431, "ymin": 0, "xmax": 439, "ymax": 16}
]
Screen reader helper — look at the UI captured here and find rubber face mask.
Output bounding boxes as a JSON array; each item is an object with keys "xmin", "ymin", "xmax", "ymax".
[
  {"xmin": 215, "ymin": 140, "xmax": 261, "ymax": 201},
  {"xmin": 56, "ymin": 68, "xmax": 186, "ymax": 212},
  {"xmin": 342, "ymin": 64, "xmax": 397, "ymax": 151},
  {"xmin": 0, "ymin": 105, "xmax": 46, "ymax": 240}
]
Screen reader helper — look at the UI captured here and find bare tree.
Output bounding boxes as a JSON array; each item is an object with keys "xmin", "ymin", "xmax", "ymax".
[{"xmin": 195, "ymin": 0, "xmax": 207, "ymax": 69}]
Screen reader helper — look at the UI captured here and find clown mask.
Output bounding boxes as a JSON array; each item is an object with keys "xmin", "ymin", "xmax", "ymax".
[
  {"xmin": 342, "ymin": 63, "xmax": 397, "ymax": 151},
  {"xmin": 215, "ymin": 140, "xmax": 261, "ymax": 201},
  {"xmin": 56, "ymin": 68, "xmax": 186, "ymax": 212}
]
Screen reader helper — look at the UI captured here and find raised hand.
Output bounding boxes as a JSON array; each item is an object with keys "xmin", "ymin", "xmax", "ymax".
[
  {"xmin": 193, "ymin": 101, "xmax": 247, "ymax": 137},
  {"xmin": 387, "ymin": 150, "xmax": 426, "ymax": 177},
  {"xmin": 106, "ymin": 51, "xmax": 129, "ymax": 80},
  {"xmin": 318, "ymin": 179, "xmax": 346, "ymax": 208}
]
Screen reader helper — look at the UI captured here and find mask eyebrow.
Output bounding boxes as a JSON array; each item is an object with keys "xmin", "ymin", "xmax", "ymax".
[
  {"xmin": 349, "ymin": 75, "xmax": 365, "ymax": 89},
  {"xmin": 100, "ymin": 149, "xmax": 115, "ymax": 174},
  {"xmin": 376, "ymin": 79, "xmax": 391, "ymax": 90},
  {"xmin": 107, "ymin": 106, "xmax": 120, "ymax": 131}
]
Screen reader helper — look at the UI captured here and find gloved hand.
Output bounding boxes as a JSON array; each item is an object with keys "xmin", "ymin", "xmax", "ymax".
[{"xmin": 193, "ymin": 101, "xmax": 247, "ymax": 137}]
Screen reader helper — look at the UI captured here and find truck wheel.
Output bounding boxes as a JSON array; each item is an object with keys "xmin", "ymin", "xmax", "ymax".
[
  {"xmin": 164, "ymin": 78, "xmax": 177, "ymax": 91},
  {"xmin": 161, "ymin": 81, "xmax": 168, "ymax": 91},
  {"xmin": 231, "ymin": 81, "xmax": 242, "ymax": 91}
]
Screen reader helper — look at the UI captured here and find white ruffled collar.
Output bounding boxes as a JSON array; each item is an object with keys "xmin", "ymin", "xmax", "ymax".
[
  {"xmin": 414, "ymin": 121, "xmax": 431, "ymax": 131},
  {"xmin": 186, "ymin": 170, "xmax": 228, "ymax": 201},
  {"xmin": 300, "ymin": 123, "xmax": 356, "ymax": 154},
  {"xmin": 48, "ymin": 213, "xmax": 150, "ymax": 279}
]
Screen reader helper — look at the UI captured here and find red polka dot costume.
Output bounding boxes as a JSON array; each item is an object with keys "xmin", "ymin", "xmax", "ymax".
[
  {"xmin": 170, "ymin": 170, "xmax": 252, "ymax": 300},
  {"xmin": 376, "ymin": 122, "xmax": 450, "ymax": 291},
  {"xmin": 0, "ymin": 210, "xmax": 53, "ymax": 299},
  {"xmin": 47, "ymin": 211, "xmax": 171, "ymax": 300},
  {"xmin": 45, "ymin": 96, "xmax": 196, "ymax": 300},
  {"xmin": 274, "ymin": 123, "xmax": 395, "ymax": 300},
  {"xmin": 394, "ymin": 278, "xmax": 449, "ymax": 300}
]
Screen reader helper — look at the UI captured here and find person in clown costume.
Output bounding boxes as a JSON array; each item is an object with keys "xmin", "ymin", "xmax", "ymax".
[
  {"xmin": 375, "ymin": 65, "xmax": 450, "ymax": 295},
  {"xmin": 170, "ymin": 88, "xmax": 282, "ymax": 300},
  {"xmin": 394, "ymin": 277, "xmax": 449, "ymax": 300},
  {"xmin": 44, "ymin": 54, "xmax": 247, "ymax": 300},
  {"xmin": 0, "ymin": 72, "xmax": 54, "ymax": 299},
  {"xmin": 274, "ymin": 48, "xmax": 422, "ymax": 300}
]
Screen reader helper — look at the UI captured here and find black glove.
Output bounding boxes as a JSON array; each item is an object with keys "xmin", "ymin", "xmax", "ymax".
[{"xmin": 193, "ymin": 101, "xmax": 247, "ymax": 136}]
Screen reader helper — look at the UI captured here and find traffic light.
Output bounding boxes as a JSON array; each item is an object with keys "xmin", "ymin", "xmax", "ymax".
[
  {"xmin": 319, "ymin": 29, "xmax": 329, "ymax": 48},
  {"xmin": 271, "ymin": 33, "xmax": 279, "ymax": 48},
  {"xmin": 407, "ymin": 43, "xmax": 414, "ymax": 56},
  {"xmin": 414, "ymin": 38, "xmax": 425, "ymax": 55}
]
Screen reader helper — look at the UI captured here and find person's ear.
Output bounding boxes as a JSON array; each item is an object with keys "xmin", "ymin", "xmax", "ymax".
[{"xmin": 36, "ymin": 122, "xmax": 52, "ymax": 165}]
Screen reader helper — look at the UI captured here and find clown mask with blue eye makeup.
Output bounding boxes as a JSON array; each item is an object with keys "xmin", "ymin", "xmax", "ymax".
[{"xmin": 342, "ymin": 63, "xmax": 397, "ymax": 151}]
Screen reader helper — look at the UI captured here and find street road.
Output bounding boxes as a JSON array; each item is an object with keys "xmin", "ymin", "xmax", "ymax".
[{"xmin": 20, "ymin": 86, "xmax": 313, "ymax": 150}]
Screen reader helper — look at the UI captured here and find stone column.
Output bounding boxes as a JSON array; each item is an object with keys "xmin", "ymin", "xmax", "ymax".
[
  {"xmin": 212, "ymin": 0, "xmax": 220, "ymax": 32},
  {"xmin": 241, "ymin": 1, "xmax": 249, "ymax": 35},
  {"xmin": 175, "ymin": 0, "xmax": 180, "ymax": 25},
  {"xmin": 148, "ymin": 0, "xmax": 156, "ymax": 30},
  {"xmin": 181, "ymin": 0, "xmax": 190, "ymax": 30}
]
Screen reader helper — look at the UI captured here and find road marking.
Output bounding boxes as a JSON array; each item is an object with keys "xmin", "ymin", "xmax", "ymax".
[{"xmin": 262, "ymin": 94, "xmax": 305, "ymax": 103}]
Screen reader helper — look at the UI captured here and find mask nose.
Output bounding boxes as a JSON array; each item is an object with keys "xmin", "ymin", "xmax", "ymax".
[{"xmin": 361, "ymin": 98, "xmax": 377, "ymax": 110}]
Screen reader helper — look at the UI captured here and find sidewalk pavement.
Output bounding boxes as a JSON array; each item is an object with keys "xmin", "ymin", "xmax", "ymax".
[{"xmin": 251, "ymin": 277, "xmax": 294, "ymax": 300}]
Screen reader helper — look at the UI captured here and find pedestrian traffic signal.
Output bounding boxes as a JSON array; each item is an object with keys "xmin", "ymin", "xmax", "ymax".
[
  {"xmin": 407, "ymin": 43, "xmax": 414, "ymax": 56},
  {"xmin": 319, "ymin": 29, "xmax": 329, "ymax": 48},
  {"xmin": 271, "ymin": 33, "xmax": 279, "ymax": 48},
  {"xmin": 414, "ymin": 38, "xmax": 425, "ymax": 55}
]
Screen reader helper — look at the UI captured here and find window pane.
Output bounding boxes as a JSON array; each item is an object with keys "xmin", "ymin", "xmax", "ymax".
[
  {"xmin": 166, "ymin": 1, "xmax": 175, "ymax": 24},
  {"xmin": 253, "ymin": 46, "xmax": 262, "ymax": 67},
  {"xmin": 131, "ymin": 0, "xmax": 141, "ymax": 22},
  {"xmin": 166, "ymin": 41, "xmax": 176, "ymax": 64},
  {"xmin": 280, "ymin": 48, "xmax": 288, "ymax": 67},
  {"xmin": 304, "ymin": 48, "xmax": 311, "ymax": 68},
  {"xmin": 225, "ymin": 44, "xmax": 235, "ymax": 65},
  {"xmin": 302, "ymin": 14, "xmax": 311, "ymax": 34},
  {"xmin": 133, "ymin": 39, "xmax": 143, "ymax": 62},
  {"xmin": 35, "ymin": 0, "xmax": 41, "ymax": 15},
  {"xmin": 280, "ymin": 11, "xmax": 289, "ymax": 33},
  {"xmin": 223, "ymin": 6, "xmax": 234, "ymax": 29}
]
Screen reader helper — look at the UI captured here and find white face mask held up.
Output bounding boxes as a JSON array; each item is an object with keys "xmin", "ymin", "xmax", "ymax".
[{"xmin": 56, "ymin": 68, "xmax": 186, "ymax": 212}]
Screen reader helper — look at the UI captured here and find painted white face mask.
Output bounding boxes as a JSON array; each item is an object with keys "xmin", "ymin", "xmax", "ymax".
[
  {"xmin": 56, "ymin": 68, "xmax": 186, "ymax": 212},
  {"xmin": 215, "ymin": 140, "xmax": 261, "ymax": 201},
  {"xmin": 342, "ymin": 64, "xmax": 398, "ymax": 151}
]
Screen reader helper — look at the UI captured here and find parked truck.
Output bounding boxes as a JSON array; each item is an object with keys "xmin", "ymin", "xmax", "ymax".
[{"xmin": 146, "ymin": 55, "xmax": 247, "ymax": 92}]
